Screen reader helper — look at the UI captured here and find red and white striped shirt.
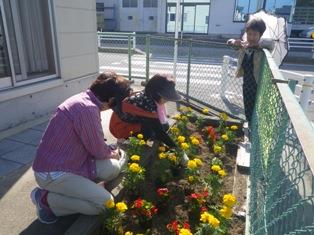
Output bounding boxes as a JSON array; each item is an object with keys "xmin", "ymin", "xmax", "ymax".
[{"xmin": 32, "ymin": 90, "xmax": 113, "ymax": 179}]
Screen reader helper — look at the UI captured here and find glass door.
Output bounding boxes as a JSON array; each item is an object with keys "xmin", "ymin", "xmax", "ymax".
[
  {"xmin": 182, "ymin": 6, "xmax": 196, "ymax": 33},
  {"xmin": 166, "ymin": 1, "xmax": 210, "ymax": 34}
]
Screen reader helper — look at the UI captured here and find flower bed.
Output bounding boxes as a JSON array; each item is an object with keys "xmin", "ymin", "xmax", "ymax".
[{"xmin": 99, "ymin": 107, "xmax": 245, "ymax": 235}]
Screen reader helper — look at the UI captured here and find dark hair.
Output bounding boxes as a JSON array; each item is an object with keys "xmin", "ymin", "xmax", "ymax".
[
  {"xmin": 245, "ymin": 18, "xmax": 266, "ymax": 36},
  {"xmin": 145, "ymin": 74, "xmax": 175, "ymax": 102},
  {"xmin": 90, "ymin": 72, "xmax": 132, "ymax": 105}
]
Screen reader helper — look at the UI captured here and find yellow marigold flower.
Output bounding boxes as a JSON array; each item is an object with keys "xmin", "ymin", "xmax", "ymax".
[
  {"xmin": 139, "ymin": 140, "xmax": 146, "ymax": 145},
  {"xmin": 179, "ymin": 228, "xmax": 192, "ymax": 235},
  {"xmin": 159, "ymin": 146, "xmax": 166, "ymax": 152},
  {"xmin": 159, "ymin": 152, "xmax": 167, "ymax": 159},
  {"xmin": 181, "ymin": 115, "xmax": 188, "ymax": 121},
  {"xmin": 200, "ymin": 212, "xmax": 220, "ymax": 228},
  {"xmin": 129, "ymin": 163, "xmax": 143, "ymax": 173},
  {"xmin": 202, "ymin": 108, "xmax": 209, "ymax": 114},
  {"xmin": 187, "ymin": 160, "xmax": 197, "ymax": 170},
  {"xmin": 130, "ymin": 155, "xmax": 140, "ymax": 161},
  {"xmin": 104, "ymin": 199, "xmax": 115, "ymax": 209},
  {"xmin": 220, "ymin": 113, "xmax": 228, "ymax": 121},
  {"xmin": 220, "ymin": 206, "xmax": 233, "ymax": 219},
  {"xmin": 177, "ymin": 135, "xmax": 186, "ymax": 143},
  {"xmin": 208, "ymin": 215, "xmax": 220, "ymax": 228},
  {"xmin": 213, "ymin": 145, "xmax": 222, "ymax": 153},
  {"xmin": 173, "ymin": 114, "xmax": 181, "ymax": 120},
  {"xmin": 223, "ymin": 194, "xmax": 237, "ymax": 207},
  {"xmin": 137, "ymin": 134, "xmax": 143, "ymax": 139},
  {"xmin": 125, "ymin": 232, "xmax": 133, "ymax": 235},
  {"xmin": 116, "ymin": 202, "xmax": 128, "ymax": 213},
  {"xmin": 188, "ymin": 176, "xmax": 194, "ymax": 183},
  {"xmin": 170, "ymin": 126, "xmax": 179, "ymax": 134},
  {"xmin": 194, "ymin": 158, "xmax": 203, "ymax": 166},
  {"xmin": 230, "ymin": 125, "xmax": 238, "ymax": 131},
  {"xmin": 221, "ymin": 134, "xmax": 229, "ymax": 141},
  {"xmin": 181, "ymin": 142, "xmax": 190, "ymax": 150},
  {"xmin": 211, "ymin": 165, "xmax": 221, "ymax": 172},
  {"xmin": 168, "ymin": 154, "xmax": 177, "ymax": 162},
  {"xmin": 191, "ymin": 138, "xmax": 200, "ymax": 145},
  {"xmin": 218, "ymin": 169, "xmax": 227, "ymax": 177},
  {"xmin": 187, "ymin": 107, "xmax": 192, "ymax": 112}
]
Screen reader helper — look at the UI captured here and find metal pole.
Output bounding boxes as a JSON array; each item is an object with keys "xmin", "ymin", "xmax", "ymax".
[
  {"xmin": 128, "ymin": 35, "xmax": 132, "ymax": 81},
  {"xmin": 220, "ymin": 55, "xmax": 230, "ymax": 96},
  {"xmin": 145, "ymin": 35, "xmax": 150, "ymax": 81},
  {"xmin": 186, "ymin": 40, "xmax": 192, "ymax": 102},
  {"xmin": 173, "ymin": 0, "xmax": 181, "ymax": 82}
]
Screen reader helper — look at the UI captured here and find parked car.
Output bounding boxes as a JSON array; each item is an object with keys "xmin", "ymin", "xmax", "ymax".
[{"xmin": 299, "ymin": 27, "xmax": 314, "ymax": 38}]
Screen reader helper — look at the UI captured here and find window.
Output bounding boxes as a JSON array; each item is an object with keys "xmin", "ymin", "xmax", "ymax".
[
  {"xmin": 233, "ymin": 0, "xmax": 294, "ymax": 22},
  {"xmin": 144, "ymin": 0, "xmax": 158, "ymax": 8},
  {"xmin": 265, "ymin": 0, "xmax": 293, "ymax": 22},
  {"xmin": 169, "ymin": 13, "xmax": 176, "ymax": 21},
  {"xmin": 233, "ymin": 0, "xmax": 259, "ymax": 22},
  {"xmin": 0, "ymin": 0, "xmax": 57, "ymax": 89},
  {"xmin": 96, "ymin": 3, "xmax": 104, "ymax": 12},
  {"xmin": 128, "ymin": 16, "xmax": 133, "ymax": 20},
  {"xmin": 123, "ymin": 0, "xmax": 138, "ymax": 8},
  {"xmin": 149, "ymin": 16, "xmax": 154, "ymax": 20}
]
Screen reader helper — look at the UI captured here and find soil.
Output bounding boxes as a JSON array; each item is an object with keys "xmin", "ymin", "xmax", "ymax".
[{"xmin": 99, "ymin": 121, "xmax": 246, "ymax": 235}]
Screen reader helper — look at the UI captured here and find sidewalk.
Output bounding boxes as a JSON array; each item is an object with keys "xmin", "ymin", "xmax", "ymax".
[{"xmin": 0, "ymin": 109, "xmax": 117, "ymax": 235}]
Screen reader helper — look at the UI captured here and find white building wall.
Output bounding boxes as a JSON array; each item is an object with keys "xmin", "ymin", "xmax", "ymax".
[
  {"xmin": 0, "ymin": 0, "xmax": 99, "ymax": 133},
  {"xmin": 119, "ymin": 0, "xmax": 158, "ymax": 32},
  {"xmin": 208, "ymin": 0, "xmax": 245, "ymax": 38},
  {"xmin": 157, "ymin": 0, "xmax": 167, "ymax": 33}
]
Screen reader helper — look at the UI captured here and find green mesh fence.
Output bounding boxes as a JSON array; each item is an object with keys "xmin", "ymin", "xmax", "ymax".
[{"xmin": 249, "ymin": 51, "xmax": 314, "ymax": 235}]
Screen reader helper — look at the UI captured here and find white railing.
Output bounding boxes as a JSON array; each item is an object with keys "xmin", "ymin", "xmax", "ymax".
[
  {"xmin": 288, "ymin": 38, "xmax": 314, "ymax": 59},
  {"xmin": 97, "ymin": 32, "xmax": 136, "ymax": 50},
  {"xmin": 280, "ymin": 70, "xmax": 314, "ymax": 114}
]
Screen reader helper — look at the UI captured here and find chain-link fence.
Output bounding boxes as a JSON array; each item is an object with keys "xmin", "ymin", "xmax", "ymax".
[
  {"xmin": 249, "ymin": 51, "xmax": 314, "ymax": 235},
  {"xmin": 98, "ymin": 33, "xmax": 244, "ymax": 119}
]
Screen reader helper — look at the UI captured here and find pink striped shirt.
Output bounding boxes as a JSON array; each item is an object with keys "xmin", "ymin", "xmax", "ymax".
[{"xmin": 32, "ymin": 90, "xmax": 113, "ymax": 179}]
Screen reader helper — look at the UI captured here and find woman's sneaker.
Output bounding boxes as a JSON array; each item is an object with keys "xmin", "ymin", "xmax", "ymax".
[{"xmin": 30, "ymin": 187, "xmax": 58, "ymax": 224}]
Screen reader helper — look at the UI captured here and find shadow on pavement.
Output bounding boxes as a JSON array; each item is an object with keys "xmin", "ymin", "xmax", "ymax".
[{"xmin": 19, "ymin": 215, "xmax": 79, "ymax": 235}]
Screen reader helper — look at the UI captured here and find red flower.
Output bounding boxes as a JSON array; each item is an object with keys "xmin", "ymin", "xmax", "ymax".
[
  {"xmin": 207, "ymin": 126, "xmax": 217, "ymax": 142},
  {"xmin": 203, "ymin": 191, "xmax": 209, "ymax": 197},
  {"xmin": 200, "ymin": 206, "xmax": 208, "ymax": 212},
  {"xmin": 190, "ymin": 193, "xmax": 202, "ymax": 199},
  {"xmin": 150, "ymin": 206, "xmax": 158, "ymax": 215},
  {"xmin": 157, "ymin": 188, "xmax": 169, "ymax": 197},
  {"xmin": 133, "ymin": 198, "xmax": 144, "ymax": 209},
  {"xmin": 167, "ymin": 220, "xmax": 179, "ymax": 232},
  {"xmin": 183, "ymin": 222, "xmax": 190, "ymax": 229}
]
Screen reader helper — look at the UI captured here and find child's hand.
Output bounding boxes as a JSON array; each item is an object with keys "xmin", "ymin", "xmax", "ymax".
[
  {"xmin": 227, "ymin": 39, "xmax": 242, "ymax": 47},
  {"xmin": 241, "ymin": 41, "xmax": 260, "ymax": 49}
]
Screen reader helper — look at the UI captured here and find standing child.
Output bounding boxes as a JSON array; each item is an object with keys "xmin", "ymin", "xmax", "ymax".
[
  {"xmin": 110, "ymin": 74, "xmax": 181, "ymax": 148},
  {"xmin": 227, "ymin": 18, "xmax": 272, "ymax": 124}
]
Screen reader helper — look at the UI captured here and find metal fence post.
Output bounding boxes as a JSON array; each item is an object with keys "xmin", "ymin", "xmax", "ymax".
[
  {"xmin": 97, "ymin": 33, "xmax": 101, "ymax": 47},
  {"xmin": 186, "ymin": 40, "xmax": 192, "ymax": 102},
  {"xmin": 220, "ymin": 55, "xmax": 230, "ymax": 97},
  {"xmin": 128, "ymin": 35, "xmax": 132, "ymax": 81},
  {"xmin": 133, "ymin": 32, "xmax": 136, "ymax": 50},
  {"xmin": 145, "ymin": 35, "xmax": 150, "ymax": 81},
  {"xmin": 299, "ymin": 75, "xmax": 314, "ymax": 112}
]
